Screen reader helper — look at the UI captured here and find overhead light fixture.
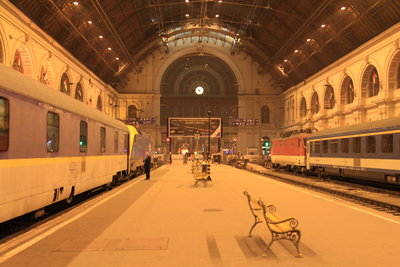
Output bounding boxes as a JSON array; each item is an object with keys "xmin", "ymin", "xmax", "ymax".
[
  {"xmin": 284, "ymin": 59, "xmax": 288, "ymax": 62},
  {"xmin": 218, "ymin": 0, "xmax": 222, "ymax": 2},
  {"xmin": 107, "ymin": 47, "xmax": 112, "ymax": 51},
  {"xmin": 185, "ymin": 14, "xmax": 189, "ymax": 17},
  {"xmin": 185, "ymin": 0, "xmax": 189, "ymax": 2},
  {"xmin": 87, "ymin": 20, "xmax": 93, "ymax": 24},
  {"xmin": 321, "ymin": 24, "xmax": 326, "ymax": 28},
  {"xmin": 115, "ymin": 57, "xmax": 119, "ymax": 60},
  {"xmin": 99, "ymin": 35, "xmax": 103, "ymax": 39},
  {"xmin": 215, "ymin": 14, "xmax": 220, "ymax": 18},
  {"xmin": 341, "ymin": 7, "xmax": 346, "ymax": 10},
  {"xmin": 306, "ymin": 38, "xmax": 311, "ymax": 42},
  {"xmin": 73, "ymin": 1, "xmax": 79, "ymax": 6},
  {"xmin": 294, "ymin": 50, "xmax": 299, "ymax": 53}
]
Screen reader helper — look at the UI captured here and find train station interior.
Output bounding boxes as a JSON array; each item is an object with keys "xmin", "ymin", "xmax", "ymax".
[{"xmin": 1, "ymin": 1, "xmax": 400, "ymax": 266}]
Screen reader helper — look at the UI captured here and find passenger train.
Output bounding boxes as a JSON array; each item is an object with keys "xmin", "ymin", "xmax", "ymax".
[
  {"xmin": 270, "ymin": 119, "xmax": 400, "ymax": 185},
  {"xmin": 0, "ymin": 64, "xmax": 152, "ymax": 224}
]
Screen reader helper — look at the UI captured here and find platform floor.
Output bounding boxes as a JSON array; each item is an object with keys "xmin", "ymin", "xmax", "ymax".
[{"xmin": 1, "ymin": 161, "xmax": 400, "ymax": 267}]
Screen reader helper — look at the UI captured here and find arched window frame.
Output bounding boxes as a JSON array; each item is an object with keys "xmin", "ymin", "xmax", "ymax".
[
  {"xmin": 300, "ymin": 97, "xmax": 307, "ymax": 117},
  {"xmin": 324, "ymin": 85, "xmax": 335, "ymax": 109},
  {"xmin": 340, "ymin": 76, "xmax": 355, "ymax": 105},
  {"xmin": 128, "ymin": 105, "xmax": 138, "ymax": 121},
  {"xmin": 388, "ymin": 51, "xmax": 400, "ymax": 90},
  {"xmin": 310, "ymin": 92, "xmax": 319, "ymax": 115},
  {"xmin": 261, "ymin": 105, "xmax": 270, "ymax": 124},
  {"xmin": 361, "ymin": 65, "xmax": 380, "ymax": 98}
]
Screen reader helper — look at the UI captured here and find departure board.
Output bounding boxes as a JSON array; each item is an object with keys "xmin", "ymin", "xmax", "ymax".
[{"xmin": 168, "ymin": 117, "xmax": 222, "ymax": 137}]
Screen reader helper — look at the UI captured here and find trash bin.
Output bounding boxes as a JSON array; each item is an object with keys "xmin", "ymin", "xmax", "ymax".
[{"xmin": 201, "ymin": 162, "xmax": 208, "ymax": 172}]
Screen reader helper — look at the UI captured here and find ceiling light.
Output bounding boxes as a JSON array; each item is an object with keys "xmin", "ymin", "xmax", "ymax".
[
  {"xmin": 99, "ymin": 35, "xmax": 103, "ymax": 39},
  {"xmin": 185, "ymin": 0, "xmax": 189, "ymax": 2},
  {"xmin": 115, "ymin": 57, "xmax": 119, "ymax": 60},
  {"xmin": 87, "ymin": 20, "xmax": 92, "ymax": 24},
  {"xmin": 218, "ymin": 0, "xmax": 222, "ymax": 2},
  {"xmin": 321, "ymin": 24, "xmax": 326, "ymax": 28},
  {"xmin": 73, "ymin": 1, "xmax": 79, "ymax": 6},
  {"xmin": 284, "ymin": 59, "xmax": 288, "ymax": 62},
  {"xmin": 107, "ymin": 47, "xmax": 112, "ymax": 51},
  {"xmin": 294, "ymin": 50, "xmax": 299, "ymax": 53},
  {"xmin": 185, "ymin": 14, "xmax": 189, "ymax": 17},
  {"xmin": 215, "ymin": 14, "xmax": 220, "ymax": 18},
  {"xmin": 306, "ymin": 38, "xmax": 311, "ymax": 42},
  {"xmin": 341, "ymin": 7, "xmax": 346, "ymax": 10}
]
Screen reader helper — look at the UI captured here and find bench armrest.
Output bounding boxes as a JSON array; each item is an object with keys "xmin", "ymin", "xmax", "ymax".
[{"xmin": 268, "ymin": 217, "xmax": 298, "ymax": 228}]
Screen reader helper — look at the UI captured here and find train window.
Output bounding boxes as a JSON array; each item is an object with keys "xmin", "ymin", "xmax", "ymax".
[
  {"xmin": 46, "ymin": 112, "xmax": 59, "ymax": 152},
  {"xmin": 100, "ymin": 127, "xmax": 106, "ymax": 153},
  {"xmin": 314, "ymin": 142, "xmax": 320, "ymax": 153},
  {"xmin": 331, "ymin": 140, "xmax": 338, "ymax": 153},
  {"xmin": 353, "ymin": 137, "xmax": 361, "ymax": 153},
  {"xmin": 381, "ymin": 134, "xmax": 393, "ymax": 153},
  {"xmin": 114, "ymin": 131, "xmax": 118, "ymax": 153},
  {"xmin": 124, "ymin": 134, "xmax": 128, "ymax": 153},
  {"xmin": 322, "ymin": 141, "xmax": 328, "ymax": 153},
  {"xmin": 0, "ymin": 98, "xmax": 9, "ymax": 151},
  {"xmin": 366, "ymin": 136, "xmax": 376, "ymax": 153},
  {"xmin": 80, "ymin": 121, "xmax": 88, "ymax": 152},
  {"xmin": 341, "ymin": 139, "xmax": 349, "ymax": 153}
]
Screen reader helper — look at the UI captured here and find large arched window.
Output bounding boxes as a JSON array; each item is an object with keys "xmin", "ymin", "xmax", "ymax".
[
  {"xmin": 97, "ymin": 95, "xmax": 102, "ymax": 111},
  {"xmin": 388, "ymin": 51, "xmax": 400, "ymax": 90},
  {"xmin": 361, "ymin": 65, "xmax": 380, "ymax": 97},
  {"xmin": 75, "ymin": 82, "xmax": 83, "ymax": 102},
  {"xmin": 60, "ymin": 72, "xmax": 71, "ymax": 95},
  {"xmin": 311, "ymin": 92, "xmax": 319, "ymax": 114},
  {"xmin": 340, "ymin": 76, "xmax": 355, "ymax": 104},
  {"xmin": 128, "ymin": 105, "xmax": 137, "ymax": 121},
  {"xmin": 300, "ymin": 97, "xmax": 307, "ymax": 117},
  {"xmin": 324, "ymin": 85, "xmax": 335, "ymax": 109},
  {"xmin": 261, "ymin": 105, "xmax": 270, "ymax": 124}
]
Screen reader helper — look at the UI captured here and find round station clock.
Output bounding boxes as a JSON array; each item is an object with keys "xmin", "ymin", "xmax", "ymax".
[{"xmin": 195, "ymin": 86, "xmax": 204, "ymax": 95}]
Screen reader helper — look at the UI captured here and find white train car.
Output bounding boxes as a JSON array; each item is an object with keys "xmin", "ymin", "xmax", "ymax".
[
  {"xmin": 0, "ymin": 64, "xmax": 130, "ymax": 223},
  {"xmin": 306, "ymin": 117, "xmax": 400, "ymax": 183}
]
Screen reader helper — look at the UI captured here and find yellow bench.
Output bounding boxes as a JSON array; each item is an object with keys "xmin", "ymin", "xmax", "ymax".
[
  {"xmin": 193, "ymin": 167, "xmax": 209, "ymax": 186},
  {"xmin": 243, "ymin": 190, "xmax": 302, "ymax": 258}
]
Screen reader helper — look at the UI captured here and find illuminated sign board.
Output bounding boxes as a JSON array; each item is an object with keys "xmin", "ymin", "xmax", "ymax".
[
  {"xmin": 168, "ymin": 117, "xmax": 222, "ymax": 138},
  {"xmin": 232, "ymin": 119, "xmax": 259, "ymax": 126}
]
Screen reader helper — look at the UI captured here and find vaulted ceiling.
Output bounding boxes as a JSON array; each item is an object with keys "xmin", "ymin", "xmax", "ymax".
[{"xmin": 10, "ymin": 0, "xmax": 400, "ymax": 91}]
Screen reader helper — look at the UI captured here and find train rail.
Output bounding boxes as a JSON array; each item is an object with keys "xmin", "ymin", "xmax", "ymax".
[{"xmin": 241, "ymin": 163, "xmax": 400, "ymax": 216}]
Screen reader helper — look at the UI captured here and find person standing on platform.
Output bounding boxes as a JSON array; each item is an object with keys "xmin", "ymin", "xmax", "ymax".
[
  {"xmin": 143, "ymin": 152, "xmax": 151, "ymax": 180},
  {"xmin": 169, "ymin": 152, "xmax": 172, "ymax": 164}
]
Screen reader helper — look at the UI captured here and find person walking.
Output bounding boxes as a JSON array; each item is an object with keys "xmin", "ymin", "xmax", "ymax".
[{"xmin": 143, "ymin": 152, "xmax": 151, "ymax": 180}]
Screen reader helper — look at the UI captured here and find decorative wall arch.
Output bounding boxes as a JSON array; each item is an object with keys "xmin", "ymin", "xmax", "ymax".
[
  {"xmin": 75, "ymin": 81, "xmax": 84, "ymax": 101},
  {"xmin": 128, "ymin": 105, "xmax": 138, "ymax": 120},
  {"xmin": 300, "ymin": 97, "xmax": 307, "ymax": 117},
  {"xmin": 39, "ymin": 58, "xmax": 55, "ymax": 86},
  {"xmin": 60, "ymin": 72, "xmax": 71, "ymax": 95},
  {"xmin": 261, "ymin": 105, "xmax": 270, "ymax": 124},
  {"xmin": 97, "ymin": 95, "xmax": 103, "ymax": 111},
  {"xmin": 340, "ymin": 76, "xmax": 355, "ymax": 105},
  {"xmin": 154, "ymin": 44, "xmax": 246, "ymax": 95},
  {"xmin": 310, "ymin": 91, "xmax": 319, "ymax": 114},
  {"xmin": 0, "ymin": 34, "xmax": 4, "ymax": 64},
  {"xmin": 361, "ymin": 65, "xmax": 380, "ymax": 98},
  {"xmin": 388, "ymin": 50, "xmax": 400, "ymax": 90},
  {"xmin": 324, "ymin": 84, "xmax": 335, "ymax": 109},
  {"xmin": 12, "ymin": 43, "xmax": 33, "ymax": 77}
]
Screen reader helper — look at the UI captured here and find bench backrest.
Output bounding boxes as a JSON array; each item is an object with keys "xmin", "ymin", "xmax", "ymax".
[
  {"xmin": 258, "ymin": 199, "xmax": 299, "ymax": 230},
  {"xmin": 243, "ymin": 191, "xmax": 276, "ymax": 218}
]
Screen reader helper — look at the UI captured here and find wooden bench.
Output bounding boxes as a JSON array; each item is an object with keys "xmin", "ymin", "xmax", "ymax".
[{"xmin": 243, "ymin": 190, "xmax": 302, "ymax": 258}]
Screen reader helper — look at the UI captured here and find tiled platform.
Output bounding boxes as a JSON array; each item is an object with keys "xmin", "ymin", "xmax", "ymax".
[{"xmin": 1, "ymin": 161, "xmax": 400, "ymax": 267}]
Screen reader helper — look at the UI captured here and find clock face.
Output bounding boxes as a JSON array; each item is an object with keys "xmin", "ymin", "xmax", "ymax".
[{"xmin": 195, "ymin": 86, "xmax": 204, "ymax": 95}]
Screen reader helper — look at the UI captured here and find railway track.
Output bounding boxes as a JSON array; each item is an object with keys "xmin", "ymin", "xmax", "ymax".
[{"xmin": 241, "ymin": 164, "xmax": 400, "ymax": 216}]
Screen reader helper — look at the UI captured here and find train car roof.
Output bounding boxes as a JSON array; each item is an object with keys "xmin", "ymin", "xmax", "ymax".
[
  {"xmin": 307, "ymin": 116, "xmax": 400, "ymax": 140},
  {"xmin": 0, "ymin": 64, "xmax": 127, "ymax": 131}
]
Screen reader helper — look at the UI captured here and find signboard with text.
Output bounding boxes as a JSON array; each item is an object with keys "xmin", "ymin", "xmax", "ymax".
[{"xmin": 168, "ymin": 117, "xmax": 222, "ymax": 138}]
